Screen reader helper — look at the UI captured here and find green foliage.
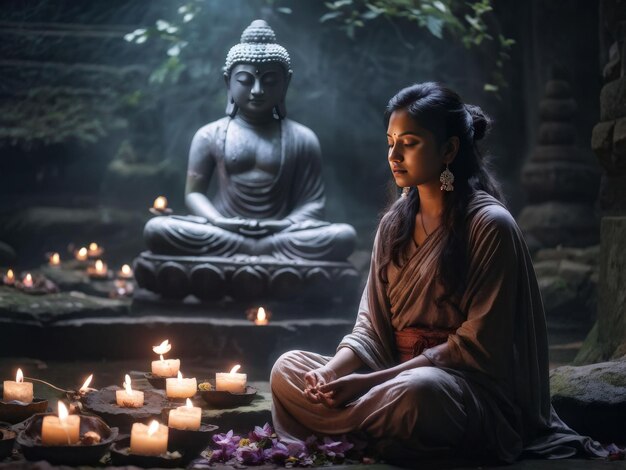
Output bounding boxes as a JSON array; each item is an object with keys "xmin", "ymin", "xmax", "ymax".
[{"xmin": 0, "ymin": 87, "xmax": 127, "ymax": 149}]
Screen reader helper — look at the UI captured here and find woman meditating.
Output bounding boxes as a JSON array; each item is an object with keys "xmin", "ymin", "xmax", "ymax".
[{"xmin": 270, "ymin": 82, "xmax": 606, "ymax": 464}]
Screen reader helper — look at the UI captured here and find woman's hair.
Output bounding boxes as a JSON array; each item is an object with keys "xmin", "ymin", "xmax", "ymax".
[{"xmin": 378, "ymin": 82, "xmax": 504, "ymax": 307}]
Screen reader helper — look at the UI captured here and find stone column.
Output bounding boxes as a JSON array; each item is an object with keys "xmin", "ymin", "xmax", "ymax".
[{"xmin": 575, "ymin": 0, "xmax": 626, "ymax": 363}]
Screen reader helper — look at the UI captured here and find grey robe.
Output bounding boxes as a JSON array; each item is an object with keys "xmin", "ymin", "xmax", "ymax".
[{"xmin": 271, "ymin": 190, "xmax": 607, "ymax": 463}]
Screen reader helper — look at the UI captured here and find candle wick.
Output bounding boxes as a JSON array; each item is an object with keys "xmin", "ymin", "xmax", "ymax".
[{"xmin": 24, "ymin": 377, "xmax": 71, "ymax": 393}]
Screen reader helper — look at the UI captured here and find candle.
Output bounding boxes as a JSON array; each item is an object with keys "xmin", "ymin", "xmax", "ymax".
[
  {"xmin": 49, "ymin": 253, "xmax": 61, "ymax": 267},
  {"xmin": 116, "ymin": 374, "xmax": 144, "ymax": 408},
  {"xmin": 168, "ymin": 398, "xmax": 201, "ymax": 430},
  {"xmin": 76, "ymin": 247, "xmax": 88, "ymax": 261},
  {"xmin": 87, "ymin": 243, "xmax": 103, "ymax": 258},
  {"xmin": 151, "ymin": 339, "xmax": 180, "ymax": 377},
  {"xmin": 153, "ymin": 196, "xmax": 168, "ymax": 211},
  {"xmin": 87, "ymin": 259, "xmax": 108, "ymax": 279},
  {"xmin": 79, "ymin": 374, "xmax": 93, "ymax": 394},
  {"xmin": 3, "ymin": 269, "xmax": 15, "ymax": 286},
  {"xmin": 130, "ymin": 420, "xmax": 168, "ymax": 456},
  {"xmin": 254, "ymin": 307, "xmax": 269, "ymax": 326},
  {"xmin": 118, "ymin": 264, "xmax": 133, "ymax": 279},
  {"xmin": 41, "ymin": 401, "xmax": 80, "ymax": 446},
  {"xmin": 3, "ymin": 368, "xmax": 33, "ymax": 403},
  {"xmin": 216, "ymin": 365, "xmax": 247, "ymax": 393},
  {"xmin": 22, "ymin": 273, "xmax": 34, "ymax": 289},
  {"xmin": 166, "ymin": 371, "xmax": 197, "ymax": 399}
]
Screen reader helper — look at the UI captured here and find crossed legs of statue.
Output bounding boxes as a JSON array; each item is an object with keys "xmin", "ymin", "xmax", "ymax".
[{"xmin": 144, "ymin": 216, "xmax": 356, "ymax": 261}]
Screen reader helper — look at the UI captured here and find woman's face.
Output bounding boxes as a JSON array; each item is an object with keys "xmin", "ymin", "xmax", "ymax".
[
  {"xmin": 387, "ymin": 108, "xmax": 450, "ymax": 188},
  {"xmin": 227, "ymin": 63, "xmax": 288, "ymax": 118}
]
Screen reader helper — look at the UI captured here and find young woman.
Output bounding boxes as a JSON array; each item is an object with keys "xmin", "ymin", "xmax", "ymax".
[{"xmin": 270, "ymin": 82, "xmax": 606, "ymax": 464}]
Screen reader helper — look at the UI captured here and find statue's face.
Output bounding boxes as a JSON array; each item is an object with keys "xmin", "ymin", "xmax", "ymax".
[{"xmin": 227, "ymin": 63, "xmax": 289, "ymax": 117}]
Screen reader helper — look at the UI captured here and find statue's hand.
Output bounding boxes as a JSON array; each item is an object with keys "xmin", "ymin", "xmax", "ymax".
[
  {"xmin": 210, "ymin": 216, "xmax": 248, "ymax": 233},
  {"xmin": 258, "ymin": 219, "xmax": 291, "ymax": 234}
]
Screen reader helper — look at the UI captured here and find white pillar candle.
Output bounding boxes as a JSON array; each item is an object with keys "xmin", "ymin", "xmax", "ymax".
[
  {"xmin": 41, "ymin": 402, "xmax": 80, "ymax": 446},
  {"xmin": 116, "ymin": 374, "xmax": 144, "ymax": 408},
  {"xmin": 151, "ymin": 356, "xmax": 180, "ymax": 377},
  {"xmin": 130, "ymin": 420, "xmax": 168, "ymax": 456},
  {"xmin": 3, "ymin": 368, "xmax": 33, "ymax": 403},
  {"xmin": 168, "ymin": 398, "xmax": 201, "ymax": 430},
  {"xmin": 216, "ymin": 365, "xmax": 247, "ymax": 393},
  {"xmin": 166, "ymin": 371, "xmax": 197, "ymax": 399}
]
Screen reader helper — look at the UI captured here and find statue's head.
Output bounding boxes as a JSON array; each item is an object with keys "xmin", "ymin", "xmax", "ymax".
[{"xmin": 223, "ymin": 20, "xmax": 292, "ymax": 120}]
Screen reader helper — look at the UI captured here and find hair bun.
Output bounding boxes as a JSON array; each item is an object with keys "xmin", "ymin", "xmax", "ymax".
[{"xmin": 465, "ymin": 104, "xmax": 491, "ymax": 141}]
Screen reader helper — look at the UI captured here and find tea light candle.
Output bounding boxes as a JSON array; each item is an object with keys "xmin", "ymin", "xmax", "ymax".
[
  {"xmin": 3, "ymin": 368, "xmax": 33, "ymax": 403},
  {"xmin": 151, "ymin": 339, "xmax": 180, "ymax": 377},
  {"xmin": 41, "ymin": 401, "xmax": 80, "ymax": 446},
  {"xmin": 87, "ymin": 260, "xmax": 108, "ymax": 279},
  {"xmin": 153, "ymin": 196, "xmax": 168, "ymax": 211},
  {"xmin": 22, "ymin": 273, "xmax": 34, "ymax": 289},
  {"xmin": 49, "ymin": 253, "xmax": 61, "ymax": 267},
  {"xmin": 166, "ymin": 371, "xmax": 197, "ymax": 399},
  {"xmin": 254, "ymin": 307, "xmax": 269, "ymax": 326},
  {"xmin": 118, "ymin": 264, "xmax": 133, "ymax": 279},
  {"xmin": 216, "ymin": 365, "xmax": 247, "ymax": 393},
  {"xmin": 87, "ymin": 242, "xmax": 103, "ymax": 258},
  {"xmin": 168, "ymin": 398, "xmax": 201, "ymax": 430},
  {"xmin": 75, "ymin": 247, "xmax": 88, "ymax": 261},
  {"xmin": 130, "ymin": 420, "xmax": 168, "ymax": 456},
  {"xmin": 3, "ymin": 269, "xmax": 15, "ymax": 286},
  {"xmin": 116, "ymin": 374, "xmax": 144, "ymax": 408}
]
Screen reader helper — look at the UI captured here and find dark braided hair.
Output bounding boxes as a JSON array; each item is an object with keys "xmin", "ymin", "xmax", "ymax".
[{"xmin": 378, "ymin": 82, "xmax": 504, "ymax": 307}]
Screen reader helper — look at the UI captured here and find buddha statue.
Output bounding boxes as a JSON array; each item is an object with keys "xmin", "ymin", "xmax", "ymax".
[{"xmin": 136, "ymin": 20, "xmax": 358, "ymax": 301}]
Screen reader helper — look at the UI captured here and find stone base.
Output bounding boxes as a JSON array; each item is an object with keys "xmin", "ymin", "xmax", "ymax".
[{"xmin": 134, "ymin": 251, "xmax": 361, "ymax": 303}]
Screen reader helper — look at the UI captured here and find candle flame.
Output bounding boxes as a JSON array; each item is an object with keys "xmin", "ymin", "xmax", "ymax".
[
  {"xmin": 58, "ymin": 401, "xmax": 68, "ymax": 421},
  {"xmin": 77, "ymin": 247, "xmax": 88, "ymax": 259},
  {"xmin": 6, "ymin": 269, "xmax": 14, "ymax": 280},
  {"xmin": 89, "ymin": 243, "xmax": 98, "ymax": 251},
  {"xmin": 16, "ymin": 368, "xmax": 23, "ymax": 383},
  {"xmin": 95, "ymin": 260, "xmax": 104, "ymax": 271},
  {"xmin": 177, "ymin": 370, "xmax": 183, "ymax": 382},
  {"xmin": 152, "ymin": 339, "xmax": 172, "ymax": 355},
  {"xmin": 50, "ymin": 253, "xmax": 60, "ymax": 265},
  {"xmin": 257, "ymin": 307, "xmax": 266, "ymax": 321},
  {"xmin": 185, "ymin": 398, "xmax": 193, "ymax": 408},
  {"xmin": 160, "ymin": 354, "xmax": 164, "ymax": 362},
  {"xmin": 80, "ymin": 374, "xmax": 93, "ymax": 392},
  {"xmin": 147, "ymin": 420, "xmax": 159, "ymax": 437},
  {"xmin": 153, "ymin": 196, "xmax": 168, "ymax": 210},
  {"xmin": 23, "ymin": 273, "xmax": 33, "ymax": 287},
  {"xmin": 229, "ymin": 364, "xmax": 241, "ymax": 375},
  {"xmin": 121, "ymin": 264, "xmax": 132, "ymax": 275},
  {"xmin": 124, "ymin": 374, "xmax": 133, "ymax": 394}
]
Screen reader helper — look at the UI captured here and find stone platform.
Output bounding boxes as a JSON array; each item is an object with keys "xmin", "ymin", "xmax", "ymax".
[{"xmin": 134, "ymin": 251, "xmax": 361, "ymax": 302}]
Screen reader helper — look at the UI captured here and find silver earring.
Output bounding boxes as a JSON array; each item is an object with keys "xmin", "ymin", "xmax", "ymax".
[
  {"xmin": 440, "ymin": 164, "xmax": 454, "ymax": 192},
  {"xmin": 401, "ymin": 187, "xmax": 410, "ymax": 198}
]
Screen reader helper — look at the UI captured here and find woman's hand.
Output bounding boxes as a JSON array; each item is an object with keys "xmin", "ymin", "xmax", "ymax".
[
  {"xmin": 302, "ymin": 367, "xmax": 337, "ymax": 404},
  {"xmin": 317, "ymin": 373, "xmax": 378, "ymax": 408}
]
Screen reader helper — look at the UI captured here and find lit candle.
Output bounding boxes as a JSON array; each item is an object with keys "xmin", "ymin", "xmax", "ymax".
[
  {"xmin": 116, "ymin": 374, "xmax": 144, "ymax": 408},
  {"xmin": 3, "ymin": 269, "xmax": 15, "ymax": 286},
  {"xmin": 3, "ymin": 368, "xmax": 33, "ymax": 403},
  {"xmin": 41, "ymin": 401, "xmax": 80, "ymax": 446},
  {"xmin": 166, "ymin": 371, "xmax": 197, "ymax": 399},
  {"xmin": 168, "ymin": 398, "xmax": 201, "ymax": 431},
  {"xmin": 76, "ymin": 247, "xmax": 88, "ymax": 261},
  {"xmin": 49, "ymin": 253, "xmax": 61, "ymax": 267},
  {"xmin": 254, "ymin": 307, "xmax": 269, "ymax": 326},
  {"xmin": 118, "ymin": 264, "xmax": 133, "ymax": 279},
  {"xmin": 130, "ymin": 420, "xmax": 168, "ymax": 456},
  {"xmin": 216, "ymin": 365, "xmax": 247, "ymax": 393},
  {"xmin": 87, "ymin": 243, "xmax": 103, "ymax": 258},
  {"xmin": 151, "ymin": 340, "xmax": 180, "ymax": 377},
  {"xmin": 22, "ymin": 273, "xmax": 34, "ymax": 289},
  {"xmin": 87, "ymin": 259, "xmax": 108, "ymax": 279},
  {"xmin": 79, "ymin": 374, "xmax": 93, "ymax": 394},
  {"xmin": 153, "ymin": 196, "xmax": 168, "ymax": 211}
]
